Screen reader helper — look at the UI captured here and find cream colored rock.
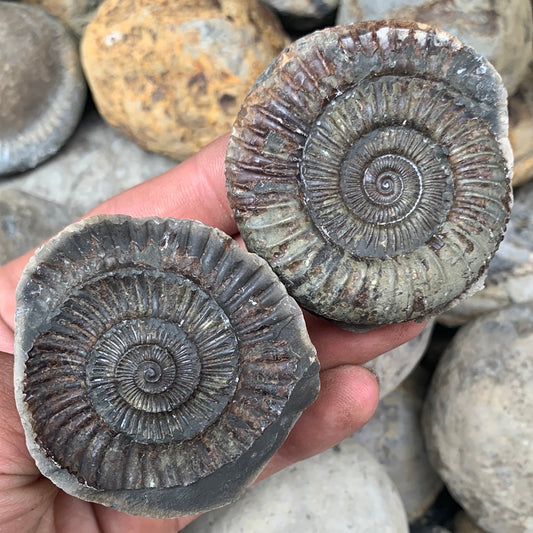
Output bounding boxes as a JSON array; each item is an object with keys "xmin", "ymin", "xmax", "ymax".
[
  {"xmin": 80, "ymin": 0, "xmax": 289, "ymax": 161},
  {"xmin": 509, "ymin": 62, "xmax": 533, "ymax": 187},
  {"xmin": 365, "ymin": 320, "xmax": 434, "ymax": 398},
  {"xmin": 353, "ymin": 368, "xmax": 443, "ymax": 521},
  {"xmin": 423, "ymin": 305, "xmax": 533, "ymax": 533},
  {"xmin": 183, "ymin": 440, "xmax": 409, "ymax": 532},
  {"xmin": 336, "ymin": 0, "xmax": 533, "ymax": 94},
  {"xmin": 455, "ymin": 511, "xmax": 489, "ymax": 533}
]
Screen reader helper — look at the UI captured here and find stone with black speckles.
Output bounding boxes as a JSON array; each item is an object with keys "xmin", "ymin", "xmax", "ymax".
[{"xmin": 80, "ymin": 0, "xmax": 289, "ymax": 161}]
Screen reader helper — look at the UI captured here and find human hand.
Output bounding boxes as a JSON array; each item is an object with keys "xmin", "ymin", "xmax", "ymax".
[{"xmin": 0, "ymin": 134, "xmax": 426, "ymax": 533}]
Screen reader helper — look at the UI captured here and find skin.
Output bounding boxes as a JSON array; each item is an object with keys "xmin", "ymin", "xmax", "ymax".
[{"xmin": 0, "ymin": 134, "xmax": 426, "ymax": 533}]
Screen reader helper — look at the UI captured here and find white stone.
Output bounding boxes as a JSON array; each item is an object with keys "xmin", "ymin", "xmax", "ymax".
[
  {"xmin": 423, "ymin": 304, "xmax": 533, "ymax": 533},
  {"xmin": 184, "ymin": 439, "xmax": 409, "ymax": 532}
]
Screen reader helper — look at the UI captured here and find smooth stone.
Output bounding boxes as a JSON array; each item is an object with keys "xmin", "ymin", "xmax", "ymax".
[
  {"xmin": 0, "ymin": 106, "xmax": 176, "ymax": 217},
  {"xmin": 509, "ymin": 62, "xmax": 533, "ymax": 187},
  {"xmin": 353, "ymin": 368, "xmax": 443, "ymax": 522},
  {"xmin": 455, "ymin": 511, "xmax": 489, "ymax": 533},
  {"xmin": 423, "ymin": 305, "xmax": 533, "ymax": 533},
  {"xmin": 0, "ymin": 2, "xmax": 87, "ymax": 176},
  {"xmin": 365, "ymin": 319, "xmax": 434, "ymax": 398},
  {"xmin": 262, "ymin": 0, "xmax": 339, "ymax": 32},
  {"xmin": 439, "ymin": 180, "xmax": 533, "ymax": 326},
  {"xmin": 21, "ymin": 0, "xmax": 104, "ymax": 37},
  {"xmin": 80, "ymin": 0, "xmax": 289, "ymax": 161},
  {"xmin": 183, "ymin": 439, "xmax": 409, "ymax": 532},
  {"xmin": 336, "ymin": 0, "xmax": 533, "ymax": 94},
  {"xmin": 0, "ymin": 189, "xmax": 75, "ymax": 265}
]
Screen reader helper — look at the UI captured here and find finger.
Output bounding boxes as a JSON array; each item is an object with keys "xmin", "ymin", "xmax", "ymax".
[
  {"xmin": 258, "ymin": 365, "xmax": 379, "ymax": 480},
  {"xmin": 304, "ymin": 313, "xmax": 428, "ymax": 370},
  {"xmin": 86, "ymin": 133, "xmax": 235, "ymax": 235},
  {"xmin": 0, "ymin": 134, "xmax": 235, "ymax": 333}
]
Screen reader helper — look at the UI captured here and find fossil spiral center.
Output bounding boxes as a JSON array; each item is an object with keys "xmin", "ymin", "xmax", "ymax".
[{"xmin": 301, "ymin": 77, "xmax": 455, "ymax": 258}]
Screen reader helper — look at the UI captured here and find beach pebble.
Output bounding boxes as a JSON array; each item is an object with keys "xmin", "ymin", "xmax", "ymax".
[
  {"xmin": 0, "ymin": 189, "xmax": 75, "ymax": 265},
  {"xmin": 354, "ymin": 368, "xmax": 443, "ymax": 521},
  {"xmin": 0, "ymin": 106, "xmax": 175, "ymax": 217},
  {"xmin": 365, "ymin": 319, "xmax": 434, "ymax": 398},
  {"xmin": 0, "ymin": 2, "xmax": 86, "ymax": 176},
  {"xmin": 183, "ymin": 439, "xmax": 409, "ymax": 532},
  {"xmin": 80, "ymin": 0, "xmax": 289, "ymax": 161},
  {"xmin": 336, "ymin": 0, "xmax": 533, "ymax": 94},
  {"xmin": 423, "ymin": 305, "xmax": 533, "ymax": 533}
]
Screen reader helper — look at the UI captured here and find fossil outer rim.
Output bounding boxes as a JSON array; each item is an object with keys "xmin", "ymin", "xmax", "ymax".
[
  {"xmin": 14, "ymin": 215, "xmax": 319, "ymax": 517},
  {"xmin": 226, "ymin": 20, "xmax": 513, "ymax": 329}
]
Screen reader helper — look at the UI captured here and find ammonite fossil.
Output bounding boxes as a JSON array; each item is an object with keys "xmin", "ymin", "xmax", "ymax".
[
  {"xmin": 14, "ymin": 216, "xmax": 319, "ymax": 517},
  {"xmin": 0, "ymin": 2, "xmax": 87, "ymax": 176},
  {"xmin": 226, "ymin": 20, "xmax": 513, "ymax": 330}
]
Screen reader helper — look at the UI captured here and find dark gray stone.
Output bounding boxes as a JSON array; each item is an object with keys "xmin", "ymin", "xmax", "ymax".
[
  {"xmin": 0, "ymin": 2, "xmax": 86, "ymax": 176},
  {"xmin": 0, "ymin": 189, "xmax": 75, "ymax": 265}
]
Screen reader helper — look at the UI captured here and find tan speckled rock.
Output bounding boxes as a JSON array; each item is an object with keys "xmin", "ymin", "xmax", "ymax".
[
  {"xmin": 22, "ymin": 0, "xmax": 103, "ymax": 36},
  {"xmin": 80, "ymin": 0, "xmax": 289, "ymax": 160},
  {"xmin": 336, "ymin": 0, "xmax": 533, "ymax": 94},
  {"xmin": 423, "ymin": 305, "xmax": 533, "ymax": 533}
]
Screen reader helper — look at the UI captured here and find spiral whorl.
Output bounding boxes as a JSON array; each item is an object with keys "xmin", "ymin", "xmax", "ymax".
[
  {"xmin": 14, "ymin": 216, "xmax": 319, "ymax": 517},
  {"xmin": 226, "ymin": 20, "xmax": 512, "ymax": 328}
]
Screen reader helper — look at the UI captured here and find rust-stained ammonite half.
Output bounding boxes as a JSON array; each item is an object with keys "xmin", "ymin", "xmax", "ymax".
[
  {"xmin": 226, "ymin": 20, "xmax": 513, "ymax": 330},
  {"xmin": 14, "ymin": 215, "xmax": 319, "ymax": 517}
]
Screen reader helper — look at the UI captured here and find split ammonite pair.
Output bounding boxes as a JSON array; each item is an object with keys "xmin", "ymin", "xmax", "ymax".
[{"xmin": 14, "ymin": 20, "xmax": 512, "ymax": 517}]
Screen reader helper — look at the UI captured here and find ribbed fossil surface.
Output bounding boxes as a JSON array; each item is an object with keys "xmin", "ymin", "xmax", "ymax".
[
  {"xmin": 226, "ymin": 20, "xmax": 513, "ymax": 330},
  {"xmin": 14, "ymin": 215, "xmax": 319, "ymax": 517}
]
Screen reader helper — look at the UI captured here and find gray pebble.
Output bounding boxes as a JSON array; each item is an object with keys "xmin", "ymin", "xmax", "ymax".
[
  {"xmin": 0, "ymin": 106, "xmax": 176, "ymax": 217},
  {"xmin": 0, "ymin": 2, "xmax": 86, "ymax": 176},
  {"xmin": 353, "ymin": 367, "xmax": 443, "ymax": 522},
  {"xmin": 423, "ymin": 304, "xmax": 533, "ymax": 533},
  {"xmin": 0, "ymin": 189, "xmax": 75, "ymax": 265}
]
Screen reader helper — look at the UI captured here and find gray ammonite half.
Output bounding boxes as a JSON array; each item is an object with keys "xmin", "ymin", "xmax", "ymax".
[
  {"xmin": 226, "ymin": 20, "xmax": 513, "ymax": 330},
  {"xmin": 0, "ymin": 2, "xmax": 86, "ymax": 176},
  {"xmin": 14, "ymin": 215, "xmax": 319, "ymax": 517}
]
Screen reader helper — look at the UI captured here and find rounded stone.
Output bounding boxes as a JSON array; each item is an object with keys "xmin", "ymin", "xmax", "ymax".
[
  {"xmin": 439, "ymin": 180, "xmax": 533, "ymax": 326},
  {"xmin": 353, "ymin": 368, "xmax": 443, "ymax": 522},
  {"xmin": 509, "ymin": 62, "xmax": 533, "ymax": 187},
  {"xmin": 80, "ymin": 0, "xmax": 289, "ymax": 161},
  {"xmin": 336, "ymin": 0, "xmax": 533, "ymax": 94},
  {"xmin": 0, "ymin": 2, "xmax": 87, "ymax": 176},
  {"xmin": 0, "ymin": 106, "xmax": 176, "ymax": 217},
  {"xmin": 0, "ymin": 189, "xmax": 76, "ymax": 266},
  {"xmin": 365, "ymin": 319, "xmax": 434, "ymax": 398},
  {"xmin": 183, "ymin": 439, "xmax": 409, "ymax": 532},
  {"xmin": 21, "ymin": 0, "xmax": 104, "ymax": 37},
  {"xmin": 423, "ymin": 304, "xmax": 533, "ymax": 533}
]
